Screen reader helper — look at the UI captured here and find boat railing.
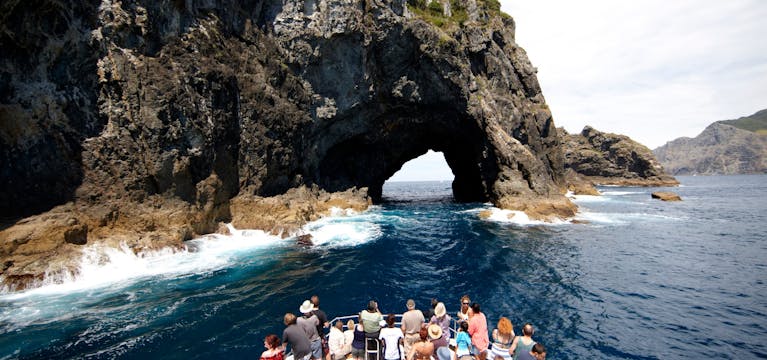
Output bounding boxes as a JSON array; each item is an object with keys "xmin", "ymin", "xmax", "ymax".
[{"xmin": 327, "ymin": 312, "xmax": 462, "ymax": 338}]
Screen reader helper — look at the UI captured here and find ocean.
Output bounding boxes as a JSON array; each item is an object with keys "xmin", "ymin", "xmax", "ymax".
[{"xmin": 0, "ymin": 175, "xmax": 765, "ymax": 359}]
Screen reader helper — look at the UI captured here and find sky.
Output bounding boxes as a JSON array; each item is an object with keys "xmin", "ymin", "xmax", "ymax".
[{"xmin": 388, "ymin": 0, "xmax": 767, "ymax": 182}]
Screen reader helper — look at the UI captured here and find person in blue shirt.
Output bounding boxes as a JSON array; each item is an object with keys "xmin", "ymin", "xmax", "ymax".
[{"xmin": 455, "ymin": 322, "xmax": 472, "ymax": 360}]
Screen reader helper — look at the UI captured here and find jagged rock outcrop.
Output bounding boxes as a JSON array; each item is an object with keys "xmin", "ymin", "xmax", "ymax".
[
  {"xmin": 654, "ymin": 116, "xmax": 767, "ymax": 175},
  {"xmin": 651, "ymin": 191, "xmax": 681, "ymax": 201},
  {"xmin": 561, "ymin": 126, "xmax": 679, "ymax": 189},
  {"xmin": 1, "ymin": 0, "xmax": 573, "ymax": 290}
]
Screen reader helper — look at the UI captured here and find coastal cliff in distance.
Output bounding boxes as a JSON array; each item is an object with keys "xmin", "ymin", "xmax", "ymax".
[
  {"xmin": 0, "ymin": 0, "xmax": 574, "ymax": 290},
  {"xmin": 560, "ymin": 126, "xmax": 679, "ymax": 193},
  {"xmin": 653, "ymin": 109, "xmax": 767, "ymax": 175}
]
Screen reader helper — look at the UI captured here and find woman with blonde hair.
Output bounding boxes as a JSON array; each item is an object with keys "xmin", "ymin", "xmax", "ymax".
[
  {"xmin": 343, "ymin": 320, "xmax": 355, "ymax": 353},
  {"xmin": 490, "ymin": 317, "xmax": 514, "ymax": 360},
  {"xmin": 457, "ymin": 295, "xmax": 471, "ymax": 323}
]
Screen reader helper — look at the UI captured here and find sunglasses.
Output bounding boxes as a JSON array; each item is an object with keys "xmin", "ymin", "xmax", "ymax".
[{"xmin": 462, "ymin": 302, "xmax": 470, "ymax": 305}]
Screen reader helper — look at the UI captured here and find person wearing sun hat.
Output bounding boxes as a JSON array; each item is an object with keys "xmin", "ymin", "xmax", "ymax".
[
  {"xmin": 297, "ymin": 300, "xmax": 322, "ymax": 360},
  {"xmin": 429, "ymin": 302, "xmax": 452, "ymax": 341},
  {"xmin": 428, "ymin": 324, "xmax": 448, "ymax": 350}
]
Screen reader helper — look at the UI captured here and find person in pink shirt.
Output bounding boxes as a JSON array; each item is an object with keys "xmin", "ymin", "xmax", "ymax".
[{"xmin": 467, "ymin": 303, "xmax": 489, "ymax": 360}]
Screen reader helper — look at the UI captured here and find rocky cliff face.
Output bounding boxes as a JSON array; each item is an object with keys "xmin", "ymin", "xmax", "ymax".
[
  {"xmin": 0, "ymin": 0, "xmax": 573, "ymax": 290},
  {"xmin": 561, "ymin": 126, "xmax": 678, "ymax": 189},
  {"xmin": 654, "ymin": 122, "xmax": 767, "ymax": 175}
]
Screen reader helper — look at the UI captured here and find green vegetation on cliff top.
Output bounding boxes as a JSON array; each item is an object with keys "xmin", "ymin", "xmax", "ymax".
[
  {"xmin": 718, "ymin": 108, "xmax": 767, "ymax": 135},
  {"xmin": 406, "ymin": 0, "xmax": 509, "ymax": 29}
]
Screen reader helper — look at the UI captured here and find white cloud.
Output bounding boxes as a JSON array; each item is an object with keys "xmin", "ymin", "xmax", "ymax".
[
  {"xmin": 501, "ymin": 0, "xmax": 767, "ymax": 148},
  {"xmin": 388, "ymin": 1, "xmax": 767, "ymax": 181}
]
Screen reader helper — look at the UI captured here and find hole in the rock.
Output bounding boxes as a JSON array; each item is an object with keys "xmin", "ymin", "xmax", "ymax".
[{"xmin": 382, "ymin": 150, "xmax": 455, "ymax": 203}]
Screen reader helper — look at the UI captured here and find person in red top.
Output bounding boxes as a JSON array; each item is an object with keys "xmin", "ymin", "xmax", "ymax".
[
  {"xmin": 261, "ymin": 334, "xmax": 285, "ymax": 360},
  {"xmin": 467, "ymin": 303, "xmax": 489, "ymax": 360}
]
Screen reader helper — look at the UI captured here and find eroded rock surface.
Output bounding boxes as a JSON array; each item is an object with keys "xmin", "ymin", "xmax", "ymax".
[
  {"xmin": 1, "ymin": 0, "xmax": 573, "ymax": 289},
  {"xmin": 561, "ymin": 126, "xmax": 679, "ymax": 188}
]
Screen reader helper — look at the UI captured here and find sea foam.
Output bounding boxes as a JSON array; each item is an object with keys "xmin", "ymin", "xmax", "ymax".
[
  {"xmin": 302, "ymin": 207, "xmax": 382, "ymax": 247},
  {"xmin": 1, "ymin": 225, "xmax": 284, "ymax": 299},
  {"xmin": 0, "ymin": 207, "xmax": 381, "ymax": 298},
  {"xmin": 474, "ymin": 207, "xmax": 568, "ymax": 226}
]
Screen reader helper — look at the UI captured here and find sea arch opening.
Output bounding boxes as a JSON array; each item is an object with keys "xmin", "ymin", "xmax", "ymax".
[
  {"xmin": 382, "ymin": 150, "xmax": 454, "ymax": 202},
  {"xmin": 309, "ymin": 108, "xmax": 499, "ymax": 205}
]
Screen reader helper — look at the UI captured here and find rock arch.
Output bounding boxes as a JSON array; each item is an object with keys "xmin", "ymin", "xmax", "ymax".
[
  {"xmin": 310, "ymin": 106, "xmax": 495, "ymax": 203},
  {"xmin": 0, "ymin": 0, "xmax": 579, "ymax": 290},
  {"xmin": 275, "ymin": 3, "xmax": 572, "ymax": 215}
]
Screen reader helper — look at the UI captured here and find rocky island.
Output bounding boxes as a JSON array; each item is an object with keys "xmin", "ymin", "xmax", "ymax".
[
  {"xmin": 560, "ymin": 126, "xmax": 679, "ymax": 194},
  {"xmin": 1, "ymin": 0, "xmax": 579, "ymax": 290}
]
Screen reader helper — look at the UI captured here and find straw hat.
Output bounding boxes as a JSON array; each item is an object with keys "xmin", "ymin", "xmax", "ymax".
[
  {"xmin": 300, "ymin": 300, "xmax": 314, "ymax": 314},
  {"xmin": 434, "ymin": 302, "xmax": 446, "ymax": 317},
  {"xmin": 428, "ymin": 324, "xmax": 443, "ymax": 340}
]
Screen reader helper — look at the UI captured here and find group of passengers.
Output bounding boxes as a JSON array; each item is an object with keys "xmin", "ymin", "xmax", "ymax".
[{"xmin": 262, "ymin": 295, "xmax": 547, "ymax": 360}]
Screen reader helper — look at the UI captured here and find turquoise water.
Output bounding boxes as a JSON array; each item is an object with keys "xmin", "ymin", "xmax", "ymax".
[{"xmin": 0, "ymin": 175, "xmax": 765, "ymax": 359}]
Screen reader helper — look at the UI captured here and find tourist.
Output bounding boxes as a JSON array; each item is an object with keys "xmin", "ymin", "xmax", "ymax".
[
  {"xmin": 436, "ymin": 346, "xmax": 456, "ymax": 360},
  {"xmin": 428, "ymin": 324, "xmax": 448, "ymax": 350},
  {"xmin": 311, "ymin": 296, "xmax": 330, "ymax": 358},
  {"xmin": 508, "ymin": 324, "xmax": 535, "ymax": 360},
  {"xmin": 456, "ymin": 295, "xmax": 471, "ymax": 323},
  {"xmin": 515, "ymin": 343, "xmax": 545, "ymax": 360},
  {"xmin": 344, "ymin": 319, "xmax": 356, "ymax": 352},
  {"xmin": 282, "ymin": 313, "xmax": 312, "ymax": 360},
  {"xmin": 361, "ymin": 300, "xmax": 384, "ymax": 338},
  {"xmin": 379, "ymin": 313, "xmax": 404, "ymax": 360},
  {"xmin": 401, "ymin": 299, "xmax": 425, "ymax": 356},
  {"xmin": 422, "ymin": 298, "xmax": 438, "ymax": 320},
  {"xmin": 429, "ymin": 302, "xmax": 451, "ymax": 341},
  {"xmin": 406, "ymin": 327, "xmax": 434, "ymax": 360},
  {"xmin": 454, "ymin": 322, "xmax": 472, "ymax": 360},
  {"xmin": 490, "ymin": 317, "xmax": 514, "ymax": 360},
  {"xmin": 351, "ymin": 316, "xmax": 367, "ymax": 360},
  {"xmin": 468, "ymin": 303, "xmax": 489, "ymax": 360},
  {"xmin": 311, "ymin": 295, "xmax": 330, "ymax": 334},
  {"xmin": 328, "ymin": 320, "xmax": 350, "ymax": 360},
  {"xmin": 298, "ymin": 300, "xmax": 323, "ymax": 360},
  {"xmin": 261, "ymin": 334, "xmax": 284, "ymax": 360}
]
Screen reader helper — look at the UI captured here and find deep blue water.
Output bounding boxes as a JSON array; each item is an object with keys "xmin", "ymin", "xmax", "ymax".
[{"xmin": 1, "ymin": 175, "xmax": 766, "ymax": 359}]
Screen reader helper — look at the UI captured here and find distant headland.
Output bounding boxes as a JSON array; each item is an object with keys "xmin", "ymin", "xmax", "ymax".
[{"xmin": 654, "ymin": 109, "xmax": 767, "ymax": 175}]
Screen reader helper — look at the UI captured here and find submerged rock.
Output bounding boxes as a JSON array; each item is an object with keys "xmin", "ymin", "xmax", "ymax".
[
  {"xmin": 651, "ymin": 192, "xmax": 682, "ymax": 201},
  {"xmin": 296, "ymin": 234, "xmax": 314, "ymax": 247}
]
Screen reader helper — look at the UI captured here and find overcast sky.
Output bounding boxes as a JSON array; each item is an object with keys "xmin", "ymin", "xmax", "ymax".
[{"xmin": 388, "ymin": 0, "xmax": 767, "ymax": 182}]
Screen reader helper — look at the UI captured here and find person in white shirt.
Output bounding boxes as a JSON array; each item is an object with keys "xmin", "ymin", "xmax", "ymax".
[
  {"xmin": 379, "ymin": 314, "xmax": 404, "ymax": 360},
  {"xmin": 327, "ymin": 320, "xmax": 351, "ymax": 360},
  {"xmin": 344, "ymin": 320, "xmax": 356, "ymax": 353}
]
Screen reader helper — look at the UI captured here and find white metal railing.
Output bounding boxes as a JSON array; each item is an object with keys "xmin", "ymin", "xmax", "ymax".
[{"xmin": 326, "ymin": 312, "xmax": 461, "ymax": 337}]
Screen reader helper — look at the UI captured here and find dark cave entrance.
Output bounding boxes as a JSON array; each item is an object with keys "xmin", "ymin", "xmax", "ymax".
[{"xmin": 310, "ymin": 108, "xmax": 498, "ymax": 205}]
